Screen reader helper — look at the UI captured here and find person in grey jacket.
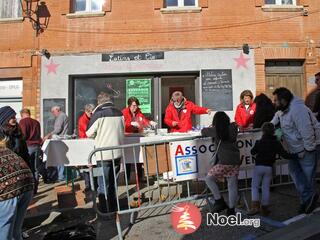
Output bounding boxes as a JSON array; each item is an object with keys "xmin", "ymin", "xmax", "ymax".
[
  {"xmin": 201, "ymin": 112, "xmax": 241, "ymax": 216},
  {"xmin": 43, "ymin": 106, "xmax": 69, "ymax": 181},
  {"xmin": 271, "ymin": 87, "xmax": 319, "ymax": 214}
]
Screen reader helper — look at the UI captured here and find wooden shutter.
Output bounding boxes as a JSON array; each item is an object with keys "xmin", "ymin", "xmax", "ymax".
[
  {"xmin": 154, "ymin": 0, "xmax": 164, "ymax": 10},
  {"xmin": 199, "ymin": 0, "xmax": 209, "ymax": 8},
  {"xmin": 103, "ymin": 0, "xmax": 112, "ymax": 12},
  {"xmin": 255, "ymin": 0, "xmax": 264, "ymax": 7}
]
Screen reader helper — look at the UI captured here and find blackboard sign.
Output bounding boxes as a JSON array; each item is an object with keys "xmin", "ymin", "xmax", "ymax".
[
  {"xmin": 201, "ymin": 69, "xmax": 233, "ymax": 111},
  {"xmin": 102, "ymin": 52, "xmax": 164, "ymax": 62},
  {"xmin": 43, "ymin": 98, "xmax": 66, "ymax": 135}
]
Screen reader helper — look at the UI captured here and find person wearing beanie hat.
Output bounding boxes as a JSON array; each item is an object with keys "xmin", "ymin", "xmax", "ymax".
[
  {"xmin": 0, "ymin": 106, "xmax": 30, "ymax": 165},
  {"xmin": 0, "ymin": 106, "xmax": 16, "ymax": 127},
  {"xmin": 164, "ymin": 91, "xmax": 212, "ymax": 133}
]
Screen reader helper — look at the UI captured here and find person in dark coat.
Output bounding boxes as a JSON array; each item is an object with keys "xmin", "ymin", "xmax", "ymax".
[
  {"xmin": 248, "ymin": 122, "xmax": 296, "ymax": 216},
  {"xmin": 253, "ymin": 93, "xmax": 275, "ymax": 129}
]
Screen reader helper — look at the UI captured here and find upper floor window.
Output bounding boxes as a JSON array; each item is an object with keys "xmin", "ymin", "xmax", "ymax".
[
  {"xmin": 265, "ymin": 0, "xmax": 296, "ymax": 5},
  {"xmin": 74, "ymin": 0, "xmax": 104, "ymax": 12},
  {"xmin": 166, "ymin": 0, "xmax": 198, "ymax": 7},
  {"xmin": 0, "ymin": 0, "xmax": 22, "ymax": 19}
]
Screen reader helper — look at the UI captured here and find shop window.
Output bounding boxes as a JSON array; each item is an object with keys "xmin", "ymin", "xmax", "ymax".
[
  {"xmin": 74, "ymin": 0, "xmax": 103, "ymax": 12},
  {"xmin": 0, "ymin": 0, "xmax": 22, "ymax": 19},
  {"xmin": 73, "ymin": 76, "xmax": 154, "ymax": 131},
  {"xmin": 265, "ymin": 0, "xmax": 296, "ymax": 5},
  {"xmin": 166, "ymin": 0, "xmax": 198, "ymax": 7}
]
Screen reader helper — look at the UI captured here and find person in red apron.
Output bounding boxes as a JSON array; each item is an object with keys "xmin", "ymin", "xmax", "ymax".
[
  {"xmin": 122, "ymin": 97, "xmax": 157, "ymax": 183},
  {"xmin": 122, "ymin": 97, "xmax": 157, "ymax": 133}
]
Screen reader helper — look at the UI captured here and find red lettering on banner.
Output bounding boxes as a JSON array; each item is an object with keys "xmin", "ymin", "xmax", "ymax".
[{"xmin": 175, "ymin": 145, "xmax": 184, "ymax": 156}]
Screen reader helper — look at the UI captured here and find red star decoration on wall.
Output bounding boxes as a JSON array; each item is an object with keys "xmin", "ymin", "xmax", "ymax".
[
  {"xmin": 45, "ymin": 59, "xmax": 60, "ymax": 75},
  {"xmin": 234, "ymin": 53, "xmax": 250, "ymax": 69}
]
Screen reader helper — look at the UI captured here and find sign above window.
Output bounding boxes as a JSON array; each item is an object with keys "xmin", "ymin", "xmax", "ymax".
[
  {"xmin": 102, "ymin": 52, "xmax": 164, "ymax": 62},
  {"xmin": 0, "ymin": 80, "xmax": 22, "ymax": 98}
]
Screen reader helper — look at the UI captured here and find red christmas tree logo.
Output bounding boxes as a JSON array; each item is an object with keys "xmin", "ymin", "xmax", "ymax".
[{"xmin": 171, "ymin": 202, "xmax": 202, "ymax": 234}]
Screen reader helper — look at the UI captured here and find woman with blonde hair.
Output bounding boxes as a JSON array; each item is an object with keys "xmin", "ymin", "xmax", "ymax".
[{"xmin": 0, "ymin": 134, "xmax": 34, "ymax": 239}]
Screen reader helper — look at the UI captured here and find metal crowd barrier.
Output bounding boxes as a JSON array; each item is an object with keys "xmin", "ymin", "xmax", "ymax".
[{"xmin": 87, "ymin": 131, "xmax": 295, "ymax": 240}]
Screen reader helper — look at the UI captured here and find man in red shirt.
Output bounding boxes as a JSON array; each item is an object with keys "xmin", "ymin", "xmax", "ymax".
[
  {"xmin": 234, "ymin": 90, "xmax": 256, "ymax": 130},
  {"xmin": 19, "ymin": 108, "xmax": 42, "ymax": 192},
  {"xmin": 77, "ymin": 104, "xmax": 95, "ymax": 191},
  {"xmin": 78, "ymin": 104, "xmax": 95, "ymax": 138},
  {"xmin": 164, "ymin": 91, "xmax": 211, "ymax": 133}
]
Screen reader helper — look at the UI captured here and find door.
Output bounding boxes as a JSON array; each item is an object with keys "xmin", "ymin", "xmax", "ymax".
[
  {"xmin": 160, "ymin": 76, "xmax": 197, "ymax": 129},
  {"xmin": 265, "ymin": 73, "xmax": 304, "ymax": 99}
]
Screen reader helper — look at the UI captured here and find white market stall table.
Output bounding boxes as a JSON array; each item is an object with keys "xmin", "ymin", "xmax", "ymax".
[
  {"xmin": 41, "ymin": 133, "xmax": 201, "ymax": 167},
  {"xmin": 42, "ymin": 138, "xmax": 139, "ymax": 167}
]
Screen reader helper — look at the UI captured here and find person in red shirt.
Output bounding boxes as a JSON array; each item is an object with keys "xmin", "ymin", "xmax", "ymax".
[
  {"xmin": 122, "ymin": 97, "xmax": 157, "ymax": 133},
  {"xmin": 77, "ymin": 104, "xmax": 95, "ymax": 191},
  {"xmin": 164, "ymin": 91, "xmax": 211, "ymax": 133},
  {"xmin": 78, "ymin": 104, "xmax": 95, "ymax": 138},
  {"xmin": 234, "ymin": 90, "xmax": 256, "ymax": 130}
]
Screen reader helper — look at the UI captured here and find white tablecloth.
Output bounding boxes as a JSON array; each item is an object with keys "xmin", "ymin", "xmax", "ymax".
[
  {"xmin": 42, "ymin": 136, "xmax": 146, "ymax": 167},
  {"xmin": 42, "ymin": 133, "xmax": 200, "ymax": 167}
]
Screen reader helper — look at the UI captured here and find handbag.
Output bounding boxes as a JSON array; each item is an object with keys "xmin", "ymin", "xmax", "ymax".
[{"xmin": 209, "ymin": 140, "xmax": 221, "ymax": 166}]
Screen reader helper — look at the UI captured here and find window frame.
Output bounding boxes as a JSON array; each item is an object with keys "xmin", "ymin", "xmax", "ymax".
[
  {"xmin": 166, "ymin": 0, "xmax": 199, "ymax": 8},
  {"xmin": 265, "ymin": 0, "xmax": 296, "ymax": 5},
  {"xmin": 74, "ymin": 0, "xmax": 103, "ymax": 13},
  {"xmin": 0, "ymin": 0, "xmax": 22, "ymax": 19}
]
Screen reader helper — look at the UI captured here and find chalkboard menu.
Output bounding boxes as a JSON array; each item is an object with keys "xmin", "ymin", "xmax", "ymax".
[{"xmin": 201, "ymin": 69, "xmax": 233, "ymax": 111}]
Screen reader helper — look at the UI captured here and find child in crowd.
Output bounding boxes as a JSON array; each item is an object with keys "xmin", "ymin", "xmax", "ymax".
[
  {"xmin": 202, "ymin": 112, "xmax": 241, "ymax": 216},
  {"xmin": 248, "ymin": 122, "xmax": 296, "ymax": 216}
]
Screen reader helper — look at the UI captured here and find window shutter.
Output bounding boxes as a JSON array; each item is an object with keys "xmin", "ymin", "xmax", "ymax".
[
  {"xmin": 154, "ymin": 0, "xmax": 164, "ymax": 10},
  {"xmin": 103, "ymin": 0, "xmax": 112, "ymax": 12},
  {"xmin": 70, "ymin": 0, "xmax": 75, "ymax": 13},
  {"xmin": 298, "ymin": 0, "xmax": 309, "ymax": 7},
  {"xmin": 199, "ymin": 0, "xmax": 209, "ymax": 8},
  {"xmin": 255, "ymin": 0, "xmax": 264, "ymax": 7}
]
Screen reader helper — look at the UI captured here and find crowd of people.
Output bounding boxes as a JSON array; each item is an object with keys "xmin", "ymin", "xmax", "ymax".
[
  {"xmin": 0, "ymin": 71, "xmax": 319, "ymax": 238},
  {"xmin": 202, "ymin": 75, "xmax": 320, "ymax": 217}
]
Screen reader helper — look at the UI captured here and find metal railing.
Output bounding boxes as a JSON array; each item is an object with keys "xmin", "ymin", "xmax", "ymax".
[{"xmin": 87, "ymin": 131, "xmax": 294, "ymax": 239}]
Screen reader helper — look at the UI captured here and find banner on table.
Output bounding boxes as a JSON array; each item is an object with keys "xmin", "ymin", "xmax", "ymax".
[{"xmin": 170, "ymin": 131, "xmax": 264, "ymax": 182}]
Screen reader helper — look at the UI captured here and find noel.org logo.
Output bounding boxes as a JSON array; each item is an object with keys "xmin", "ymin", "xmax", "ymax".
[{"xmin": 170, "ymin": 202, "xmax": 202, "ymax": 234}]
